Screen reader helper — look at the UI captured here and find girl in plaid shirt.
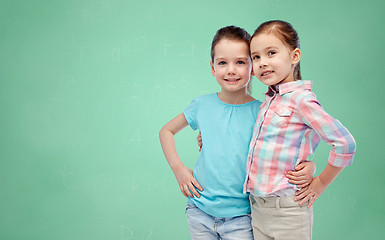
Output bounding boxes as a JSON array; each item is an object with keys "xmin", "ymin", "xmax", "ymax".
[{"xmin": 244, "ymin": 20, "xmax": 356, "ymax": 240}]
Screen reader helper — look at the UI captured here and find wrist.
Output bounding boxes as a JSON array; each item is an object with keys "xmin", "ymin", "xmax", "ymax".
[
  {"xmin": 171, "ymin": 162, "xmax": 186, "ymax": 173},
  {"xmin": 317, "ymin": 174, "xmax": 330, "ymax": 187}
]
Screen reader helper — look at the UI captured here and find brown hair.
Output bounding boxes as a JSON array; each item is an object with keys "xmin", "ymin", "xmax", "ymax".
[
  {"xmin": 251, "ymin": 20, "xmax": 302, "ymax": 80},
  {"xmin": 211, "ymin": 26, "xmax": 252, "ymax": 94}
]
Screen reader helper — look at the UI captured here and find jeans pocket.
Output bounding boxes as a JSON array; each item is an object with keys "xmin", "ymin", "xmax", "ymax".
[{"xmin": 185, "ymin": 203, "xmax": 197, "ymax": 213}]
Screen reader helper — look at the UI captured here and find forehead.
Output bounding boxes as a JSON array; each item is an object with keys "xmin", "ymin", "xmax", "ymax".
[
  {"xmin": 214, "ymin": 39, "xmax": 250, "ymax": 58},
  {"xmin": 250, "ymin": 33, "xmax": 287, "ymax": 51}
]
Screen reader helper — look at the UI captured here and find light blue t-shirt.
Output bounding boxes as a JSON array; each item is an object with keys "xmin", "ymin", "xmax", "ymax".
[{"xmin": 183, "ymin": 93, "xmax": 261, "ymax": 218}]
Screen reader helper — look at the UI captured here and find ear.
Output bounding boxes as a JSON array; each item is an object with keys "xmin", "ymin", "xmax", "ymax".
[
  {"xmin": 292, "ymin": 48, "xmax": 301, "ymax": 65},
  {"xmin": 251, "ymin": 67, "xmax": 255, "ymax": 76},
  {"xmin": 210, "ymin": 60, "xmax": 216, "ymax": 77}
]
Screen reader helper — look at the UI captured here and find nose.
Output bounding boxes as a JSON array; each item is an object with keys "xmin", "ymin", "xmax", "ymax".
[
  {"xmin": 259, "ymin": 57, "xmax": 267, "ymax": 68},
  {"xmin": 227, "ymin": 63, "xmax": 237, "ymax": 74}
]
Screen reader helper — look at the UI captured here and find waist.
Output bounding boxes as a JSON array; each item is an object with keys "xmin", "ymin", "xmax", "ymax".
[
  {"xmin": 250, "ymin": 195, "xmax": 299, "ymax": 208},
  {"xmin": 189, "ymin": 194, "xmax": 250, "ymax": 218}
]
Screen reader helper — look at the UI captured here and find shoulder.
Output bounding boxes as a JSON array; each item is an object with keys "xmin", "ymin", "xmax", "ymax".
[
  {"xmin": 251, "ymin": 98, "xmax": 262, "ymax": 106},
  {"xmin": 291, "ymin": 89, "xmax": 318, "ymax": 105},
  {"xmin": 190, "ymin": 93, "xmax": 217, "ymax": 103},
  {"xmin": 184, "ymin": 93, "xmax": 218, "ymax": 114},
  {"xmin": 198, "ymin": 93, "xmax": 217, "ymax": 101},
  {"xmin": 294, "ymin": 90, "xmax": 325, "ymax": 117}
]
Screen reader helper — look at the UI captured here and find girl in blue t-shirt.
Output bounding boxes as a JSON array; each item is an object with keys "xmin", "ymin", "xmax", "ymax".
[{"xmin": 159, "ymin": 25, "xmax": 315, "ymax": 240}]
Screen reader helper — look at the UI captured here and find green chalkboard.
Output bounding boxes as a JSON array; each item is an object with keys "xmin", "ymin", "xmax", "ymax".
[{"xmin": 1, "ymin": 0, "xmax": 384, "ymax": 239}]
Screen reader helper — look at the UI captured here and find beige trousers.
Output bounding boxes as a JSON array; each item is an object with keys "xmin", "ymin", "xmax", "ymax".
[{"xmin": 250, "ymin": 195, "xmax": 313, "ymax": 240}]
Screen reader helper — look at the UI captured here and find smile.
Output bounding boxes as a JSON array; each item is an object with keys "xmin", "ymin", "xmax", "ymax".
[
  {"xmin": 224, "ymin": 78, "xmax": 241, "ymax": 82},
  {"xmin": 261, "ymin": 71, "xmax": 273, "ymax": 76}
]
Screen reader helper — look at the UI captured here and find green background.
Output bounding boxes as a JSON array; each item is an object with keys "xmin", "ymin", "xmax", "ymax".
[{"xmin": 1, "ymin": 0, "xmax": 384, "ymax": 239}]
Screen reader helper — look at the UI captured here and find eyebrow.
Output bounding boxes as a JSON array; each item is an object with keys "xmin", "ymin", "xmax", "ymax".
[
  {"xmin": 251, "ymin": 46, "xmax": 278, "ymax": 55},
  {"xmin": 215, "ymin": 56, "xmax": 249, "ymax": 61}
]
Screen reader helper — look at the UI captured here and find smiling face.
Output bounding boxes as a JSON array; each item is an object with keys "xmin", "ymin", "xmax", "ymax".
[
  {"xmin": 210, "ymin": 39, "xmax": 252, "ymax": 94},
  {"xmin": 250, "ymin": 33, "xmax": 300, "ymax": 87}
]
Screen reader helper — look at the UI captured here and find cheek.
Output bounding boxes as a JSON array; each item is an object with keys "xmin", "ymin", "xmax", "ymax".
[
  {"xmin": 246, "ymin": 66, "xmax": 253, "ymax": 76},
  {"xmin": 252, "ymin": 62, "xmax": 259, "ymax": 71}
]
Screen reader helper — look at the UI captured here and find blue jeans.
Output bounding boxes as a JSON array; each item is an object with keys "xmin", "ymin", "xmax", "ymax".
[{"xmin": 185, "ymin": 203, "xmax": 254, "ymax": 240}]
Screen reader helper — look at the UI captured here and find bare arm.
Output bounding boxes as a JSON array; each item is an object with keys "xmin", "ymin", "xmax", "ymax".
[{"xmin": 159, "ymin": 113, "xmax": 203, "ymax": 198}]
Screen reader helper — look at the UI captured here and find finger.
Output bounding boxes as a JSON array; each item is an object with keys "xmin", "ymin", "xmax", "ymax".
[
  {"xmin": 183, "ymin": 184, "xmax": 194, "ymax": 198},
  {"xmin": 180, "ymin": 185, "xmax": 188, "ymax": 198},
  {"xmin": 294, "ymin": 187, "xmax": 309, "ymax": 201},
  {"xmin": 192, "ymin": 178, "xmax": 203, "ymax": 192},
  {"xmin": 297, "ymin": 178, "xmax": 313, "ymax": 188},
  {"xmin": 308, "ymin": 195, "xmax": 317, "ymax": 208},
  {"xmin": 297, "ymin": 182, "xmax": 311, "ymax": 188},
  {"xmin": 299, "ymin": 190, "xmax": 317, "ymax": 206},
  {"xmin": 188, "ymin": 182, "xmax": 201, "ymax": 198},
  {"xmin": 289, "ymin": 178, "xmax": 307, "ymax": 185},
  {"xmin": 286, "ymin": 171, "xmax": 307, "ymax": 178},
  {"xmin": 288, "ymin": 178, "xmax": 307, "ymax": 185},
  {"xmin": 294, "ymin": 191, "xmax": 307, "ymax": 202},
  {"xmin": 295, "ymin": 187, "xmax": 307, "ymax": 196},
  {"xmin": 287, "ymin": 174, "xmax": 307, "ymax": 183},
  {"xmin": 294, "ymin": 162, "xmax": 306, "ymax": 171},
  {"xmin": 298, "ymin": 193, "xmax": 314, "ymax": 206}
]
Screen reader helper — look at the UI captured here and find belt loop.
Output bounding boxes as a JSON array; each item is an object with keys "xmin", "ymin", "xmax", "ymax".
[{"xmin": 275, "ymin": 197, "xmax": 280, "ymax": 209}]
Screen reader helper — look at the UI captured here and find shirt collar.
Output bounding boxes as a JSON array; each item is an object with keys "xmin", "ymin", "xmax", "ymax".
[{"xmin": 267, "ymin": 80, "xmax": 313, "ymax": 96}]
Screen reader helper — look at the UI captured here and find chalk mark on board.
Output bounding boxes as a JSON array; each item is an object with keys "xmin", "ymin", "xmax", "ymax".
[
  {"xmin": 147, "ymin": 176, "xmax": 173, "ymax": 194},
  {"xmin": 142, "ymin": 225, "xmax": 153, "ymax": 240},
  {"xmin": 129, "ymin": 130, "xmax": 142, "ymax": 144},
  {"xmin": 177, "ymin": 41, "xmax": 195, "ymax": 58},
  {"xmin": 81, "ymin": 8, "xmax": 91, "ymax": 24},
  {"xmin": 121, "ymin": 174, "xmax": 139, "ymax": 200},
  {"xmin": 163, "ymin": 37, "xmax": 173, "ymax": 57},
  {"xmin": 111, "ymin": 44, "xmax": 121, "ymax": 62},
  {"xmin": 120, "ymin": 225, "xmax": 134, "ymax": 240},
  {"xmin": 145, "ymin": 86, "xmax": 162, "ymax": 115},
  {"xmin": 78, "ymin": 45, "xmax": 90, "ymax": 60}
]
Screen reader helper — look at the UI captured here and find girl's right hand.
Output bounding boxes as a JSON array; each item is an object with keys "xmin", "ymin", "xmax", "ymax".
[
  {"xmin": 286, "ymin": 160, "xmax": 316, "ymax": 188},
  {"xmin": 174, "ymin": 166, "xmax": 203, "ymax": 198}
]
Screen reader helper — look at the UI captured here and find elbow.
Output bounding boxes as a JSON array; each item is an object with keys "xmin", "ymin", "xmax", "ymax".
[
  {"xmin": 159, "ymin": 126, "xmax": 166, "ymax": 140},
  {"xmin": 159, "ymin": 125, "xmax": 174, "ymax": 141},
  {"xmin": 347, "ymin": 134, "xmax": 357, "ymax": 154}
]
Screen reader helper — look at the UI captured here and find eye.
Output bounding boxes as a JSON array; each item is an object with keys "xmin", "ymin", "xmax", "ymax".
[
  {"xmin": 237, "ymin": 61, "xmax": 245, "ymax": 64},
  {"xmin": 252, "ymin": 55, "xmax": 260, "ymax": 60},
  {"xmin": 268, "ymin": 51, "xmax": 276, "ymax": 56},
  {"xmin": 218, "ymin": 61, "xmax": 226, "ymax": 65}
]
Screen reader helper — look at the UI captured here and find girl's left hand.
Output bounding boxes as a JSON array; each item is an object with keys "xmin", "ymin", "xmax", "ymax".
[{"xmin": 294, "ymin": 176, "xmax": 328, "ymax": 208}]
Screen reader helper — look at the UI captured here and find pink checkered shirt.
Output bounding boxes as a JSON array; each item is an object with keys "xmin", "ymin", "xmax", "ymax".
[{"xmin": 244, "ymin": 80, "xmax": 356, "ymax": 196}]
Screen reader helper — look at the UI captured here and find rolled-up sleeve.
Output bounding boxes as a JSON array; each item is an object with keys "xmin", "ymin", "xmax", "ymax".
[{"xmin": 299, "ymin": 93, "xmax": 356, "ymax": 167}]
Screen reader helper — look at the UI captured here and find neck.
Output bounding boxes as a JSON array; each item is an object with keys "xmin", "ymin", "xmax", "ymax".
[{"xmin": 217, "ymin": 90, "xmax": 254, "ymax": 105}]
